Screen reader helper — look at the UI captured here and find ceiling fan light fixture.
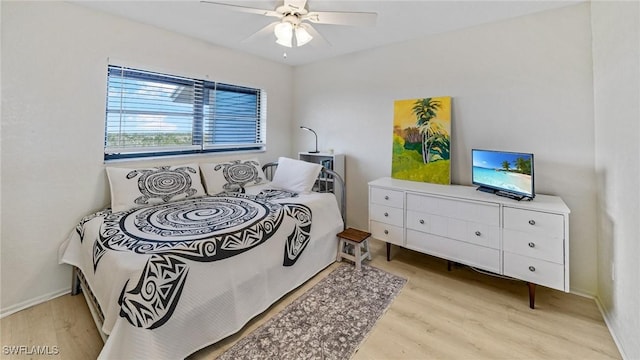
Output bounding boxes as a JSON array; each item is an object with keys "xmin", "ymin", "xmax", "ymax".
[
  {"xmin": 274, "ymin": 21, "xmax": 293, "ymax": 47},
  {"xmin": 202, "ymin": 0, "xmax": 379, "ymax": 51},
  {"xmin": 295, "ymin": 26, "xmax": 313, "ymax": 46},
  {"xmin": 276, "ymin": 36, "xmax": 293, "ymax": 47}
]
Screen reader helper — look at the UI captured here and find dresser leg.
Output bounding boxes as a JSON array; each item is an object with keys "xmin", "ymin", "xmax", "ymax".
[
  {"xmin": 527, "ymin": 282, "xmax": 536, "ymax": 309},
  {"xmin": 386, "ymin": 243, "xmax": 391, "ymax": 261}
]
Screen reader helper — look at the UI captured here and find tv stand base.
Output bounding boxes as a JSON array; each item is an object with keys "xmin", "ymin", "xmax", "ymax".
[
  {"xmin": 495, "ymin": 190, "xmax": 532, "ymax": 201},
  {"xmin": 476, "ymin": 186, "xmax": 532, "ymax": 201}
]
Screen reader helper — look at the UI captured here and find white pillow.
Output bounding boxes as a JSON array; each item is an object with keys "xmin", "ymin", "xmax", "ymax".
[
  {"xmin": 200, "ymin": 158, "xmax": 267, "ymax": 195},
  {"xmin": 270, "ymin": 157, "xmax": 322, "ymax": 193},
  {"xmin": 106, "ymin": 163, "xmax": 206, "ymax": 213}
]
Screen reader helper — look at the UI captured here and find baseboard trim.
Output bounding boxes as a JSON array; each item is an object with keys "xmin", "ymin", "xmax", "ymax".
[
  {"xmin": 0, "ymin": 288, "xmax": 70, "ymax": 319},
  {"xmin": 594, "ymin": 296, "xmax": 629, "ymax": 360},
  {"xmin": 570, "ymin": 289, "xmax": 596, "ymax": 299}
]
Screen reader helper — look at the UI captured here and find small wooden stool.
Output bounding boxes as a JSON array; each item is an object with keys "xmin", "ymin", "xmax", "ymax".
[{"xmin": 336, "ymin": 228, "xmax": 372, "ymax": 270}]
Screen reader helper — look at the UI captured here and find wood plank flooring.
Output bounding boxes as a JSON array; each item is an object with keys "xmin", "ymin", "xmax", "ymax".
[{"xmin": 0, "ymin": 240, "xmax": 621, "ymax": 359}]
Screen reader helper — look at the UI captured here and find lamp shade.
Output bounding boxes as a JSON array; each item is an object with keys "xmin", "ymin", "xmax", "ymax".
[
  {"xmin": 274, "ymin": 22, "xmax": 293, "ymax": 48},
  {"xmin": 295, "ymin": 27, "xmax": 313, "ymax": 46}
]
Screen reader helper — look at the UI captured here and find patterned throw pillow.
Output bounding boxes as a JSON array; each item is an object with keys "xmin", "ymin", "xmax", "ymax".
[
  {"xmin": 200, "ymin": 158, "xmax": 267, "ymax": 195},
  {"xmin": 106, "ymin": 163, "xmax": 207, "ymax": 213}
]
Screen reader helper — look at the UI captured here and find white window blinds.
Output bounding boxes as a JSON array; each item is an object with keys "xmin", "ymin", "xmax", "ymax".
[{"xmin": 105, "ymin": 65, "xmax": 266, "ymax": 160}]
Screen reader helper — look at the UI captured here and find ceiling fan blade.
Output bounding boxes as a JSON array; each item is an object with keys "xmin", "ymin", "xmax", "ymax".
[
  {"xmin": 299, "ymin": 23, "xmax": 331, "ymax": 47},
  {"xmin": 284, "ymin": 0, "xmax": 308, "ymax": 12},
  {"xmin": 305, "ymin": 10, "xmax": 377, "ymax": 27},
  {"xmin": 241, "ymin": 22, "xmax": 278, "ymax": 43},
  {"xmin": 200, "ymin": 1, "xmax": 281, "ymax": 18}
]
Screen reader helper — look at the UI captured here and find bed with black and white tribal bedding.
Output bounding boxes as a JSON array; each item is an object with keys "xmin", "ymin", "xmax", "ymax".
[{"xmin": 59, "ymin": 182, "xmax": 343, "ymax": 359}]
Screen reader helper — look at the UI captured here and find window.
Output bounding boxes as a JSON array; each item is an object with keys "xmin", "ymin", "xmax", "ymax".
[{"xmin": 105, "ymin": 65, "xmax": 266, "ymax": 160}]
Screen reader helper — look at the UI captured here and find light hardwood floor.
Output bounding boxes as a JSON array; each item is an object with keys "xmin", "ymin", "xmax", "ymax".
[{"xmin": 1, "ymin": 240, "xmax": 621, "ymax": 359}]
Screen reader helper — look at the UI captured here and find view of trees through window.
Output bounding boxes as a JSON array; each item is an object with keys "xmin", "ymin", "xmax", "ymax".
[{"xmin": 106, "ymin": 132, "xmax": 193, "ymax": 147}]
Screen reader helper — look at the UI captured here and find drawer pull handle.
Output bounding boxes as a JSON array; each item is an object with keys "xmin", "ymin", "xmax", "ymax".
[
  {"xmin": 475, "ymin": 231, "xmax": 481, "ymax": 236},
  {"xmin": 384, "ymin": 230, "xmax": 389, "ymax": 235},
  {"xmin": 419, "ymin": 219, "xmax": 425, "ymax": 225},
  {"xmin": 384, "ymin": 196, "xmax": 389, "ymax": 200},
  {"xmin": 384, "ymin": 212, "xmax": 389, "ymax": 217},
  {"xmin": 528, "ymin": 242, "xmax": 535, "ymax": 248},
  {"xmin": 529, "ymin": 266, "xmax": 536, "ymax": 272},
  {"xmin": 528, "ymin": 220, "xmax": 536, "ymax": 225}
]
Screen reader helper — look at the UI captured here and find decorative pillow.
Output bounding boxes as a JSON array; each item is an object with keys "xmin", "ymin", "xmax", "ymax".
[
  {"xmin": 270, "ymin": 157, "xmax": 322, "ymax": 193},
  {"xmin": 106, "ymin": 163, "xmax": 206, "ymax": 213},
  {"xmin": 200, "ymin": 158, "xmax": 267, "ymax": 195}
]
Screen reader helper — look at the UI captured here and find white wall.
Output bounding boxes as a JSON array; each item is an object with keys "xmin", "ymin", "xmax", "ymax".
[
  {"xmin": 592, "ymin": 2, "xmax": 640, "ymax": 359},
  {"xmin": 293, "ymin": 4, "xmax": 598, "ymax": 294},
  {"xmin": 0, "ymin": 1, "xmax": 293, "ymax": 315}
]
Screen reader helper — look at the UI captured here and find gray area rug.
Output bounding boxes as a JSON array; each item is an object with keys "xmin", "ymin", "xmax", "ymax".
[{"xmin": 217, "ymin": 264, "xmax": 406, "ymax": 360}]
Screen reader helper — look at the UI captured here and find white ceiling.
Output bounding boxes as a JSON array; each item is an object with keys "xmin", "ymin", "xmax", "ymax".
[{"xmin": 73, "ymin": 0, "xmax": 582, "ymax": 66}]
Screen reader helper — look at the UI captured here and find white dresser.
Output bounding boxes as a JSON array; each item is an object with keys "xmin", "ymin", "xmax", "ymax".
[{"xmin": 369, "ymin": 177, "xmax": 570, "ymax": 308}]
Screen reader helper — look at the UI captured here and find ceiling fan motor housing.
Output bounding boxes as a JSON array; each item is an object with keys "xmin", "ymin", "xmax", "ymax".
[{"xmin": 276, "ymin": 4, "xmax": 308, "ymax": 17}]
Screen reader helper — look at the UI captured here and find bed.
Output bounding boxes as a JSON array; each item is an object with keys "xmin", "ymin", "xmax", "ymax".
[{"xmin": 58, "ymin": 158, "xmax": 345, "ymax": 359}]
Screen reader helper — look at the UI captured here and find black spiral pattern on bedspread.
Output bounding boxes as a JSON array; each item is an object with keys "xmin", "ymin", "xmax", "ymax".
[{"xmin": 88, "ymin": 191, "xmax": 311, "ymax": 330}]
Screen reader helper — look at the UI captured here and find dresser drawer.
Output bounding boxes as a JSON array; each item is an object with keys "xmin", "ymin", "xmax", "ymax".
[
  {"xmin": 370, "ymin": 221, "xmax": 404, "ymax": 246},
  {"xmin": 503, "ymin": 207, "xmax": 564, "ymax": 239},
  {"xmin": 370, "ymin": 204, "xmax": 404, "ymax": 227},
  {"xmin": 408, "ymin": 211, "xmax": 500, "ymax": 249},
  {"xmin": 503, "ymin": 229, "xmax": 564, "ymax": 263},
  {"xmin": 406, "ymin": 210, "xmax": 430, "ymax": 232},
  {"xmin": 370, "ymin": 187, "xmax": 404, "ymax": 208},
  {"xmin": 406, "ymin": 229, "xmax": 500, "ymax": 273},
  {"xmin": 407, "ymin": 193, "xmax": 499, "ymax": 226},
  {"xmin": 454, "ymin": 221, "xmax": 500, "ymax": 249},
  {"xmin": 503, "ymin": 252, "xmax": 565, "ymax": 291},
  {"xmin": 406, "ymin": 193, "xmax": 440, "ymax": 214}
]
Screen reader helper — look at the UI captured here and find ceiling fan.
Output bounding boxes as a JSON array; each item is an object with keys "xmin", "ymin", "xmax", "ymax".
[{"xmin": 200, "ymin": 0, "xmax": 377, "ymax": 48}]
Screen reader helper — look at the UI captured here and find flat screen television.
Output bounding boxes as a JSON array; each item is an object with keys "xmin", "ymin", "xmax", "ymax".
[{"xmin": 472, "ymin": 149, "xmax": 535, "ymax": 200}]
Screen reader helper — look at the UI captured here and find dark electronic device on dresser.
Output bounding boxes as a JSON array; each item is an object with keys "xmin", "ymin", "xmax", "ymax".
[{"xmin": 472, "ymin": 149, "xmax": 535, "ymax": 201}]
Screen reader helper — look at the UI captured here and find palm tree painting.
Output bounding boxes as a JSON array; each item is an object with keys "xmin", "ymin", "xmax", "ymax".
[{"xmin": 392, "ymin": 96, "xmax": 451, "ymax": 184}]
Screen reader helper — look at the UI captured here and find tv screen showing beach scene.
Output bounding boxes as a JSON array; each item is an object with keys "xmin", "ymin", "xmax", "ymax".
[{"xmin": 472, "ymin": 149, "xmax": 534, "ymax": 198}]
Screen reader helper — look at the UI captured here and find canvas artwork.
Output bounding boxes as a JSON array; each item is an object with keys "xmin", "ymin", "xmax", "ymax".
[{"xmin": 392, "ymin": 96, "xmax": 452, "ymax": 184}]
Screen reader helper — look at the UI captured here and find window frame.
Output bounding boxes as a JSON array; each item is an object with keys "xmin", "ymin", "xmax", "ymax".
[{"xmin": 104, "ymin": 65, "xmax": 266, "ymax": 161}]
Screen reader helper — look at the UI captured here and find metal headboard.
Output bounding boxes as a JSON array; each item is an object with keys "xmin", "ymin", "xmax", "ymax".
[{"xmin": 262, "ymin": 162, "xmax": 346, "ymax": 226}]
